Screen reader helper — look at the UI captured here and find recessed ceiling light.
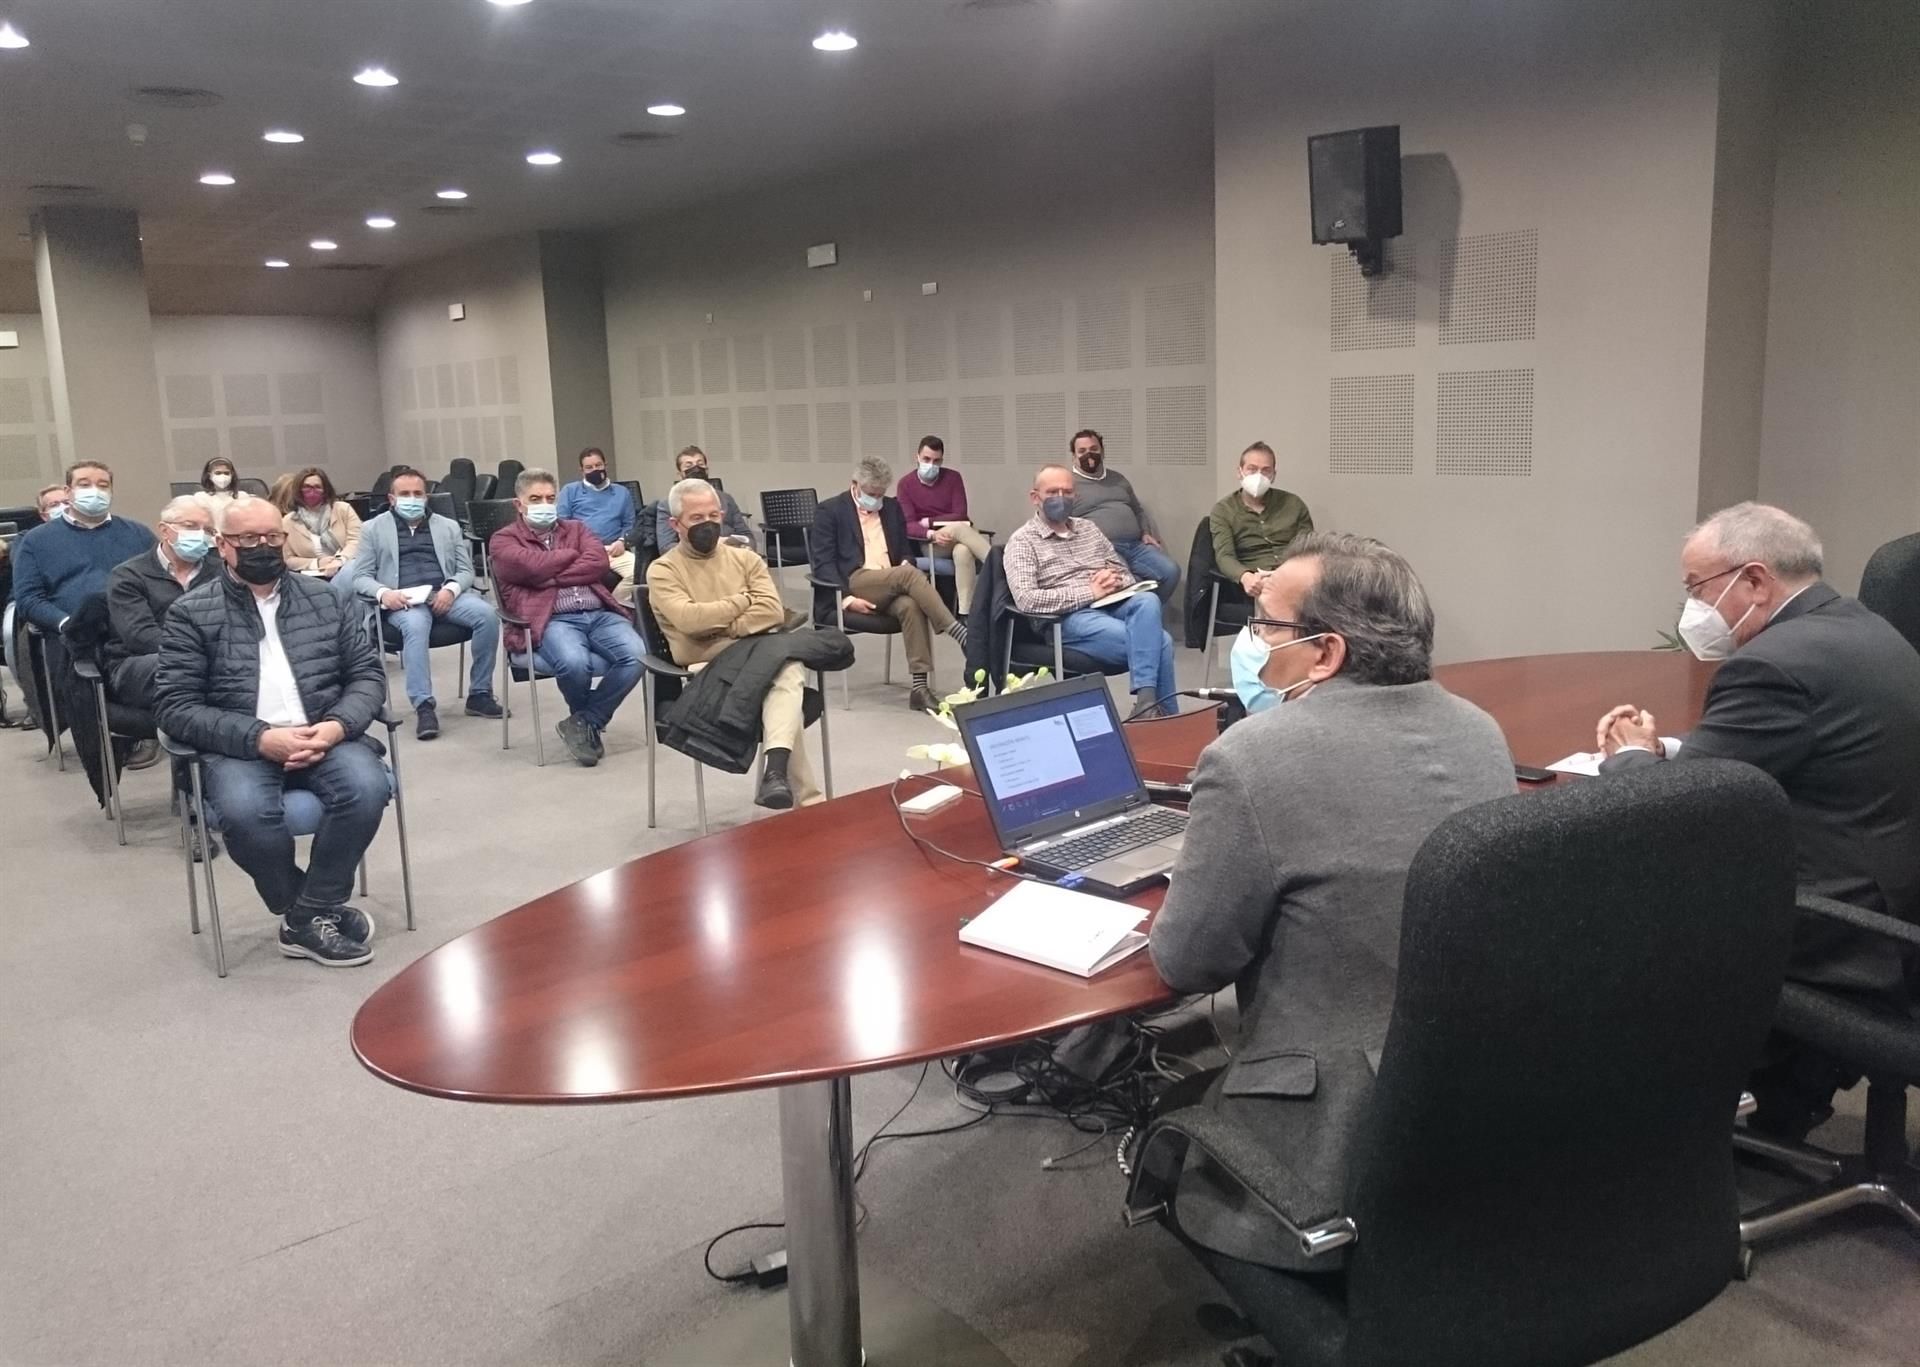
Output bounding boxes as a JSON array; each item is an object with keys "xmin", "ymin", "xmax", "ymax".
[
  {"xmin": 265, "ymin": 258, "xmax": 290, "ymax": 269},
  {"xmin": 812, "ymin": 30, "xmax": 858, "ymax": 52},
  {"xmin": 436, "ymin": 188, "xmax": 469, "ymax": 200},
  {"xmin": 489, "ymin": 0, "xmax": 534, "ymax": 6},
  {"xmin": 310, "ymin": 238, "xmax": 338, "ymax": 251},
  {"xmin": 263, "ymin": 129, "xmax": 305, "ymax": 144},
  {"xmin": 525, "ymin": 150, "xmax": 562, "ymax": 166},
  {"xmin": 0, "ymin": 22, "xmax": 29, "ymax": 49},
  {"xmin": 365, "ymin": 215, "xmax": 397, "ymax": 229},
  {"xmin": 353, "ymin": 65, "xmax": 399, "ymax": 87},
  {"xmin": 646, "ymin": 102, "xmax": 686, "ymax": 117},
  {"xmin": 198, "ymin": 172, "xmax": 236, "ymax": 186}
]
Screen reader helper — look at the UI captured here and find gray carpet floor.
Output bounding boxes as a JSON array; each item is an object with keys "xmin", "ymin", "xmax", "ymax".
[{"xmin": 2, "ymin": 622, "xmax": 1915, "ymax": 1367}]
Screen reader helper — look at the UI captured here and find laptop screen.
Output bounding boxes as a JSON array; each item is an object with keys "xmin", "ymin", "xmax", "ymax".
[{"xmin": 958, "ymin": 677, "xmax": 1145, "ymax": 845}]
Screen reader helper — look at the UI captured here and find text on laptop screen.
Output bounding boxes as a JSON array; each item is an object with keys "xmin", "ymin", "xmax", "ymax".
[{"xmin": 969, "ymin": 691, "xmax": 1140, "ymax": 832}]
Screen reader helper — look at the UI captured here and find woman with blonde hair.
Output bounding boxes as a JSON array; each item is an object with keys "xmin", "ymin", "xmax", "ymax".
[{"xmin": 280, "ymin": 466, "xmax": 362, "ymax": 579}]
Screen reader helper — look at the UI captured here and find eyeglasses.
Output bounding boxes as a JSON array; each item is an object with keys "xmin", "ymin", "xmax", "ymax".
[
  {"xmin": 222, "ymin": 531, "xmax": 288, "ymax": 549},
  {"xmin": 1249, "ymin": 615, "xmax": 1312, "ymax": 644},
  {"xmin": 1682, "ymin": 563, "xmax": 1749, "ymax": 599}
]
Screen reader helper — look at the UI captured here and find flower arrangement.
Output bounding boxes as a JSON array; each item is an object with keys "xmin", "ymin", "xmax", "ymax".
[{"xmin": 906, "ymin": 666, "xmax": 1053, "ymax": 768}]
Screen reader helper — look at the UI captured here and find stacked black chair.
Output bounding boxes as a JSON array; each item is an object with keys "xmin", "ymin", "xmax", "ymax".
[
  {"xmin": 169, "ymin": 481, "xmax": 199, "ymax": 497},
  {"xmin": 427, "ymin": 491, "xmax": 458, "ymax": 523},
  {"xmin": 759, "ymin": 488, "xmax": 817, "ymax": 572},
  {"xmin": 472, "ymin": 473, "xmax": 497, "ymax": 503},
  {"xmin": 440, "ymin": 458, "xmax": 478, "ymax": 522},
  {"xmin": 369, "ymin": 469, "xmax": 397, "ymax": 502},
  {"xmin": 1185, "ymin": 517, "xmax": 1255, "ymax": 688},
  {"xmin": 1126, "ymin": 760, "xmax": 1798, "ymax": 1367},
  {"xmin": 495, "ymin": 459, "xmax": 524, "ymax": 495},
  {"xmin": 235, "ymin": 477, "xmax": 270, "ymax": 497},
  {"xmin": 465, "ymin": 498, "xmax": 521, "ymax": 582}
]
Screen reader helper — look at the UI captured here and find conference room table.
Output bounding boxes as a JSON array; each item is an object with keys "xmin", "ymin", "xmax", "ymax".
[{"xmin": 352, "ymin": 650, "xmax": 1714, "ymax": 1367}]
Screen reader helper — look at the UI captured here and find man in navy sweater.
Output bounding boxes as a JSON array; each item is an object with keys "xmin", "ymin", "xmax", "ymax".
[{"xmin": 12, "ymin": 460, "xmax": 160, "ymax": 772}]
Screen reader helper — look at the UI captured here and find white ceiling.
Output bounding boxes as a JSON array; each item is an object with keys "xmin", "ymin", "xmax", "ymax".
[{"xmin": 0, "ymin": 0, "xmax": 1281, "ymax": 273}]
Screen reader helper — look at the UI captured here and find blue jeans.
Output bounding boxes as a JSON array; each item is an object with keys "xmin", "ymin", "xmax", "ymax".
[
  {"xmin": 386, "ymin": 593, "xmax": 499, "ymax": 706},
  {"xmin": 203, "ymin": 739, "xmax": 390, "ymax": 914},
  {"xmin": 1059, "ymin": 592, "xmax": 1176, "ymax": 703},
  {"xmin": 1112, "ymin": 540, "xmax": 1181, "ymax": 600},
  {"xmin": 533, "ymin": 610, "xmax": 644, "ymax": 731}
]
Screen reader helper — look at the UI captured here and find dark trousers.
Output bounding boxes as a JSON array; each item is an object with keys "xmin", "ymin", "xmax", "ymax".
[
  {"xmin": 111, "ymin": 654, "xmax": 159, "ymax": 710},
  {"xmin": 202, "ymin": 740, "xmax": 390, "ymax": 915}
]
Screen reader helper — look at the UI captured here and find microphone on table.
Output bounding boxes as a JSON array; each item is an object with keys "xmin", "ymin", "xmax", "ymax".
[{"xmin": 1122, "ymin": 687, "xmax": 1246, "ymax": 732}]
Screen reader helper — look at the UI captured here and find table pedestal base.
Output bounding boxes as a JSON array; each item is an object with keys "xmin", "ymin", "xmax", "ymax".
[{"xmin": 652, "ymin": 1268, "xmax": 1014, "ymax": 1366}]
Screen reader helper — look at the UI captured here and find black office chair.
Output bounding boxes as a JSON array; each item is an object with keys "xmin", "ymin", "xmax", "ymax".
[
  {"xmin": 907, "ymin": 528, "xmax": 994, "ymax": 616},
  {"xmin": 169, "ymin": 481, "xmax": 199, "ymax": 498},
  {"xmin": 369, "ymin": 470, "xmax": 397, "ymax": 502},
  {"xmin": 495, "ymin": 459, "xmax": 524, "ymax": 495},
  {"xmin": 472, "ymin": 473, "xmax": 497, "ymax": 503},
  {"xmin": 1126, "ymin": 760, "xmax": 1798, "ymax": 1367},
  {"xmin": 1859, "ymin": 531, "xmax": 1920, "ymax": 655},
  {"xmin": 617, "ymin": 478, "xmax": 645, "ymax": 512},
  {"xmin": 427, "ymin": 491, "xmax": 457, "ymax": 523},
  {"xmin": 633, "ymin": 584, "xmax": 834, "ymax": 832},
  {"xmin": 466, "ymin": 499, "xmax": 521, "ymax": 583},
  {"xmin": 1733, "ymin": 897, "xmax": 1920, "ymax": 1257},
  {"xmin": 978, "ymin": 544, "xmax": 1125, "ymax": 687},
  {"xmin": 759, "ymin": 488, "xmax": 817, "ymax": 573},
  {"xmin": 1184, "ymin": 517, "xmax": 1255, "ymax": 689},
  {"xmin": 22, "ymin": 621, "xmax": 67, "ymax": 768},
  {"xmin": 362, "ymin": 606, "xmax": 474, "ymax": 704},
  {"xmin": 809, "ymin": 573, "xmax": 902, "ymax": 711},
  {"xmin": 492, "ymin": 601, "xmax": 606, "ymax": 768},
  {"xmin": 72, "ymin": 651, "xmax": 158, "ymax": 847},
  {"xmin": 235, "ymin": 477, "xmax": 270, "ymax": 497},
  {"xmin": 440, "ymin": 458, "xmax": 478, "ymax": 522}
]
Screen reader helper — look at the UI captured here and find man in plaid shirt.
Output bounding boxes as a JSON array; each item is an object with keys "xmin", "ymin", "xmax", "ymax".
[{"xmin": 1003, "ymin": 464, "xmax": 1178, "ymax": 716}]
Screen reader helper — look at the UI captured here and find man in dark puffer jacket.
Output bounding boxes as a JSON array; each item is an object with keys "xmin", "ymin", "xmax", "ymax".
[{"xmin": 154, "ymin": 497, "xmax": 391, "ymax": 967}]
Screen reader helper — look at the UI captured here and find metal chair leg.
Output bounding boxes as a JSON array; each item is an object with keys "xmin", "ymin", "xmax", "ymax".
[
  {"xmin": 834, "ymin": 599, "xmax": 852, "ymax": 711},
  {"xmin": 358, "ymin": 856, "xmax": 370, "ymax": 898},
  {"xmin": 188, "ymin": 760, "xmax": 227, "ymax": 978},
  {"xmin": 528, "ymin": 666, "xmax": 545, "ymax": 766},
  {"xmin": 1053, "ymin": 624, "xmax": 1065, "ymax": 679},
  {"xmin": 457, "ymin": 639, "xmax": 467, "ymax": 700},
  {"xmin": 499, "ymin": 628, "xmax": 512, "ymax": 750},
  {"xmin": 644, "ymin": 676, "xmax": 658, "ymax": 829},
  {"xmin": 884, "ymin": 635, "xmax": 893, "ymax": 686},
  {"xmin": 180, "ymin": 783, "xmax": 200, "ymax": 936},
  {"xmin": 1203, "ymin": 581, "xmax": 1221, "ymax": 690},
  {"xmin": 92, "ymin": 677, "xmax": 125, "ymax": 841},
  {"xmin": 816, "ymin": 670, "xmax": 834, "ymax": 799},
  {"xmin": 41, "ymin": 647, "xmax": 66, "ymax": 770},
  {"xmin": 388, "ymin": 735, "xmax": 415, "ymax": 931},
  {"xmin": 694, "ymin": 760, "xmax": 708, "ymax": 836}
]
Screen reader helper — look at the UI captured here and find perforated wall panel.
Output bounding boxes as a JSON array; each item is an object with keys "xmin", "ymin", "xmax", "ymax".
[
  {"xmin": 455, "ymin": 361, "xmax": 477, "ymax": 409},
  {"xmin": 498, "ymin": 357, "xmax": 521, "ymax": 406},
  {"xmin": 907, "ymin": 397, "xmax": 950, "ymax": 450},
  {"xmin": 418, "ymin": 418, "xmax": 440, "ymax": 466},
  {"xmin": 502, "ymin": 415, "xmax": 526, "ymax": 459},
  {"xmin": 1436, "ymin": 369, "xmax": 1534, "ymax": 476},
  {"xmin": 635, "ymin": 344, "xmax": 665, "ymax": 400},
  {"xmin": 738, "ymin": 405, "xmax": 772, "ymax": 463},
  {"xmin": 771, "ymin": 330, "xmax": 809, "ymax": 390},
  {"xmin": 284, "ymin": 423, "xmax": 328, "ymax": 465},
  {"xmin": 169, "ymin": 427, "xmax": 220, "ymax": 467},
  {"xmin": 479, "ymin": 416, "xmax": 502, "ymax": 464},
  {"xmin": 476, "ymin": 357, "xmax": 500, "ymax": 407},
  {"xmin": 1439, "ymin": 229, "xmax": 1538, "ymax": 345},
  {"xmin": 1013, "ymin": 299, "xmax": 1066, "ymax": 376},
  {"xmin": 1075, "ymin": 290, "xmax": 1132, "ymax": 372},
  {"xmin": 1331, "ymin": 244, "xmax": 1415, "ymax": 352},
  {"xmin": 734, "ymin": 334, "xmax": 768, "ymax": 392},
  {"xmin": 1329, "ymin": 375, "xmax": 1416, "ymax": 474},
  {"xmin": 228, "ymin": 425, "xmax": 275, "ymax": 466},
  {"xmin": 1077, "ymin": 389, "xmax": 1134, "ymax": 464},
  {"xmin": 1145, "ymin": 386, "xmax": 1209, "ymax": 467},
  {"xmin": 699, "ymin": 337, "xmax": 731, "ymax": 394},
  {"xmin": 1015, "ymin": 392, "xmax": 1067, "ymax": 464},
  {"xmin": 859, "ymin": 399, "xmax": 898, "ymax": 462},
  {"xmin": 670, "ymin": 408, "xmax": 699, "ymax": 452},
  {"xmin": 811, "ymin": 323, "xmax": 850, "ymax": 389},
  {"xmin": 0, "ymin": 378, "xmax": 32, "ymax": 424},
  {"xmin": 639, "ymin": 410, "xmax": 667, "ymax": 463},
  {"xmin": 0, "ymin": 433, "xmax": 40, "ymax": 482},
  {"xmin": 165, "ymin": 375, "xmax": 215, "ymax": 420},
  {"xmin": 701, "ymin": 406, "xmax": 735, "ymax": 462},
  {"xmin": 904, "ymin": 315, "xmax": 949, "ymax": 384},
  {"xmin": 665, "ymin": 341, "xmax": 696, "ymax": 397},
  {"xmin": 956, "ymin": 308, "xmax": 1005, "ymax": 381},
  {"xmin": 224, "ymin": 374, "xmax": 272, "ymax": 418},
  {"xmin": 278, "ymin": 373, "xmax": 325, "ymax": 417},
  {"xmin": 1145, "ymin": 282, "xmax": 1207, "ymax": 368},
  {"xmin": 776, "ymin": 402, "xmax": 812, "ymax": 463},
  {"xmin": 436, "ymin": 364, "xmax": 456, "ymax": 409},
  {"xmin": 857, "ymin": 320, "xmax": 897, "ymax": 386},
  {"xmin": 957, "ymin": 394, "xmax": 1007, "ymax": 465},
  {"xmin": 816, "ymin": 401, "xmax": 853, "ymax": 467}
]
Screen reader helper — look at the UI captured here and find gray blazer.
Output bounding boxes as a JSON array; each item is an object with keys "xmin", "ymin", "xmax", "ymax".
[
  {"xmin": 1149, "ymin": 677, "xmax": 1515, "ymax": 1269},
  {"xmin": 347, "ymin": 511, "xmax": 475, "ymax": 601},
  {"xmin": 1603, "ymin": 582, "xmax": 1920, "ymax": 1001}
]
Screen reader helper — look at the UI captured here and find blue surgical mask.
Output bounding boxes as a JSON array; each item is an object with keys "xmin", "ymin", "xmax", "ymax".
[
  {"xmin": 917, "ymin": 461, "xmax": 941, "ymax": 485},
  {"xmin": 170, "ymin": 528, "xmax": 213, "ymax": 562},
  {"xmin": 70, "ymin": 487, "xmax": 112, "ymax": 519},
  {"xmin": 856, "ymin": 491, "xmax": 883, "ymax": 513},
  {"xmin": 525, "ymin": 503, "xmax": 558, "ymax": 528},
  {"xmin": 1041, "ymin": 494, "xmax": 1073, "ymax": 523},
  {"xmin": 1230, "ymin": 625, "xmax": 1326, "ymax": 713},
  {"xmin": 394, "ymin": 495, "xmax": 428, "ymax": 522}
]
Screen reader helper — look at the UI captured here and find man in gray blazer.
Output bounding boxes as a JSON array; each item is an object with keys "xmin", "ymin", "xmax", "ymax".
[
  {"xmin": 1149, "ymin": 532, "xmax": 1516, "ymax": 1271},
  {"xmin": 1599, "ymin": 502, "xmax": 1920, "ymax": 1135},
  {"xmin": 348, "ymin": 467, "xmax": 502, "ymax": 739}
]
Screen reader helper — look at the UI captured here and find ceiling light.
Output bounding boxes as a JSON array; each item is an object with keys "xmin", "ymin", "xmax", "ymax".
[
  {"xmin": 265, "ymin": 258, "xmax": 290, "ymax": 269},
  {"xmin": 0, "ymin": 22, "xmax": 29, "ymax": 49},
  {"xmin": 488, "ymin": 0, "xmax": 534, "ymax": 6},
  {"xmin": 646, "ymin": 102, "xmax": 686, "ymax": 117},
  {"xmin": 353, "ymin": 66, "xmax": 399, "ymax": 87},
  {"xmin": 263, "ymin": 129, "xmax": 305, "ymax": 144},
  {"xmin": 525, "ymin": 150, "xmax": 562, "ymax": 166},
  {"xmin": 310, "ymin": 238, "xmax": 338, "ymax": 251},
  {"xmin": 436, "ymin": 188, "xmax": 469, "ymax": 200},
  {"xmin": 812, "ymin": 30, "xmax": 858, "ymax": 52},
  {"xmin": 365, "ymin": 215, "xmax": 397, "ymax": 229},
  {"xmin": 198, "ymin": 172, "xmax": 236, "ymax": 186}
]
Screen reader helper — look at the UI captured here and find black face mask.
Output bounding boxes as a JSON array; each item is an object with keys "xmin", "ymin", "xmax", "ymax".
[
  {"xmin": 684, "ymin": 464, "xmax": 709, "ymax": 482},
  {"xmin": 585, "ymin": 469, "xmax": 609, "ymax": 487},
  {"xmin": 1076, "ymin": 452, "xmax": 1103, "ymax": 474},
  {"xmin": 233, "ymin": 544, "xmax": 286, "ymax": 586},
  {"xmin": 685, "ymin": 521, "xmax": 722, "ymax": 555}
]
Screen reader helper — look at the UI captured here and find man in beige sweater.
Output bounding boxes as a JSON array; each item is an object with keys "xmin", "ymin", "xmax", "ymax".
[{"xmin": 645, "ymin": 479, "xmax": 823, "ymax": 810}]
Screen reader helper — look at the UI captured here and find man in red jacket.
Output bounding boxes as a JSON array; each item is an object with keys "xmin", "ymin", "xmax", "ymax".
[{"xmin": 488, "ymin": 467, "xmax": 645, "ymax": 767}]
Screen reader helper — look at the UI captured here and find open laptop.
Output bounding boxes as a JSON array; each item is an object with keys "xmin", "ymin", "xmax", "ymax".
[{"xmin": 954, "ymin": 673, "xmax": 1187, "ymax": 897}]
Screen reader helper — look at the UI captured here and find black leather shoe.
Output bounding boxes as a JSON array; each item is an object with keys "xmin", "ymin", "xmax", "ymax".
[
  {"xmin": 755, "ymin": 766, "xmax": 795, "ymax": 810},
  {"xmin": 908, "ymin": 685, "xmax": 939, "ymax": 713},
  {"xmin": 464, "ymin": 692, "xmax": 504, "ymax": 719},
  {"xmin": 415, "ymin": 701, "xmax": 441, "ymax": 740}
]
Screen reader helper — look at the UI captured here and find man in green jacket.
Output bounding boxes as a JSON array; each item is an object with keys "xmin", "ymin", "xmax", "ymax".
[{"xmin": 1208, "ymin": 441, "xmax": 1313, "ymax": 596}]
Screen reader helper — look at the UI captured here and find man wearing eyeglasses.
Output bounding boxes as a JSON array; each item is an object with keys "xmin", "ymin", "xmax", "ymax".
[
  {"xmin": 154, "ymin": 495, "xmax": 392, "ymax": 968},
  {"xmin": 1597, "ymin": 502, "xmax": 1920, "ymax": 1139}
]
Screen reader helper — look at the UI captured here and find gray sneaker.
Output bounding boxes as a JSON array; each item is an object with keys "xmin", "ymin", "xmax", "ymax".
[
  {"xmin": 278, "ymin": 911, "xmax": 372, "ymax": 967},
  {"xmin": 556, "ymin": 715, "xmax": 599, "ymax": 767}
]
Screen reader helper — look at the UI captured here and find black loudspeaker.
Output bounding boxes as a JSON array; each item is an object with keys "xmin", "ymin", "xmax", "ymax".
[{"xmin": 1308, "ymin": 125, "xmax": 1403, "ymax": 246}]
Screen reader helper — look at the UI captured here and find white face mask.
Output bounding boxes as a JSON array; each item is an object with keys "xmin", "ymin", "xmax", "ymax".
[
  {"xmin": 1677, "ymin": 574, "xmax": 1755, "ymax": 661},
  {"xmin": 1240, "ymin": 471, "xmax": 1273, "ymax": 499}
]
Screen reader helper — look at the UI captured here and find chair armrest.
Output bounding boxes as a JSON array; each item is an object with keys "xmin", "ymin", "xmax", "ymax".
[
  {"xmin": 495, "ymin": 603, "xmax": 531, "ymax": 628},
  {"xmin": 1795, "ymin": 892, "xmax": 1920, "ymax": 950},
  {"xmin": 156, "ymin": 729, "xmax": 200, "ymax": 760},
  {"xmin": 640, "ymin": 651, "xmax": 693, "ymax": 680},
  {"xmin": 1123, "ymin": 1104, "xmax": 1355, "ymax": 1259},
  {"xmin": 72, "ymin": 656, "xmax": 102, "ymax": 682},
  {"xmin": 374, "ymin": 707, "xmax": 403, "ymax": 732},
  {"xmin": 806, "ymin": 575, "xmax": 844, "ymax": 594}
]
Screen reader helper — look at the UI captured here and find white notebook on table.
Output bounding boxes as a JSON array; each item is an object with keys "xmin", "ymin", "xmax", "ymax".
[{"xmin": 959, "ymin": 880, "xmax": 1150, "ymax": 978}]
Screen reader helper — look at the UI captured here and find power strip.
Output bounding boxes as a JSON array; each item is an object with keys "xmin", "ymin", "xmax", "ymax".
[
  {"xmin": 899, "ymin": 783, "xmax": 964, "ymax": 815},
  {"xmin": 751, "ymin": 1249, "xmax": 788, "ymax": 1288}
]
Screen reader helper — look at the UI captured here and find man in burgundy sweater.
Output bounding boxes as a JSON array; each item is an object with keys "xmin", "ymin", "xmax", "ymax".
[
  {"xmin": 488, "ymin": 467, "xmax": 645, "ymax": 767},
  {"xmin": 894, "ymin": 435, "xmax": 993, "ymax": 612}
]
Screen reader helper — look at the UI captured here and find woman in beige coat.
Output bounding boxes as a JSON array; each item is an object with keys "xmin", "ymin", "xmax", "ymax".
[{"xmin": 280, "ymin": 466, "xmax": 363, "ymax": 579}]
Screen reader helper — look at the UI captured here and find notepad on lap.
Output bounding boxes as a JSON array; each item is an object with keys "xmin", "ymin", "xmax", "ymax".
[
  {"xmin": 959, "ymin": 880, "xmax": 1150, "ymax": 977},
  {"xmin": 1090, "ymin": 580, "xmax": 1158, "ymax": 609}
]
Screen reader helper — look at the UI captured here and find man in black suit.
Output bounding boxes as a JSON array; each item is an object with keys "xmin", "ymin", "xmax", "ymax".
[
  {"xmin": 810, "ymin": 456, "xmax": 967, "ymax": 711},
  {"xmin": 106, "ymin": 495, "xmax": 221, "ymax": 710},
  {"xmin": 1598, "ymin": 502, "xmax": 1920, "ymax": 1134}
]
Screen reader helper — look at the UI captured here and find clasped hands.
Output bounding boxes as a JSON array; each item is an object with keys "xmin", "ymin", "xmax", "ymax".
[
  {"xmin": 1596, "ymin": 704, "xmax": 1663, "ymax": 758},
  {"xmin": 1089, "ymin": 566, "xmax": 1129, "ymax": 597},
  {"xmin": 259, "ymin": 719, "xmax": 347, "ymax": 770}
]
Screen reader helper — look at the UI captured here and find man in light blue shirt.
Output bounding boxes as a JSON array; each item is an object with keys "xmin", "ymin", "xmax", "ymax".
[{"xmin": 555, "ymin": 446, "xmax": 637, "ymax": 602}]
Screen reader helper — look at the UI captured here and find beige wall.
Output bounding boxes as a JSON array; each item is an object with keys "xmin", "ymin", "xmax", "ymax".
[
  {"xmin": 1216, "ymin": 0, "xmax": 1729, "ymax": 663},
  {"xmin": 373, "ymin": 234, "xmax": 557, "ymax": 482},
  {"xmin": 0, "ymin": 312, "xmax": 383, "ymax": 509},
  {"xmin": 1758, "ymin": 0, "xmax": 1920, "ymax": 590},
  {"xmin": 600, "ymin": 87, "xmax": 1215, "ymax": 545}
]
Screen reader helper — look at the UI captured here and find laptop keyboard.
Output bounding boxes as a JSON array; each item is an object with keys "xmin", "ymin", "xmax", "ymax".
[{"xmin": 1039, "ymin": 807, "xmax": 1188, "ymax": 871}]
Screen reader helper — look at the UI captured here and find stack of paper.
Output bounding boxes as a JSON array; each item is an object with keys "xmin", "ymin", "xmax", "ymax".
[{"xmin": 959, "ymin": 880, "xmax": 1150, "ymax": 977}]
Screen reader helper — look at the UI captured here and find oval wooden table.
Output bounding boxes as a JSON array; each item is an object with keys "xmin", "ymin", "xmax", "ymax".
[{"xmin": 351, "ymin": 651, "xmax": 1712, "ymax": 1367}]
